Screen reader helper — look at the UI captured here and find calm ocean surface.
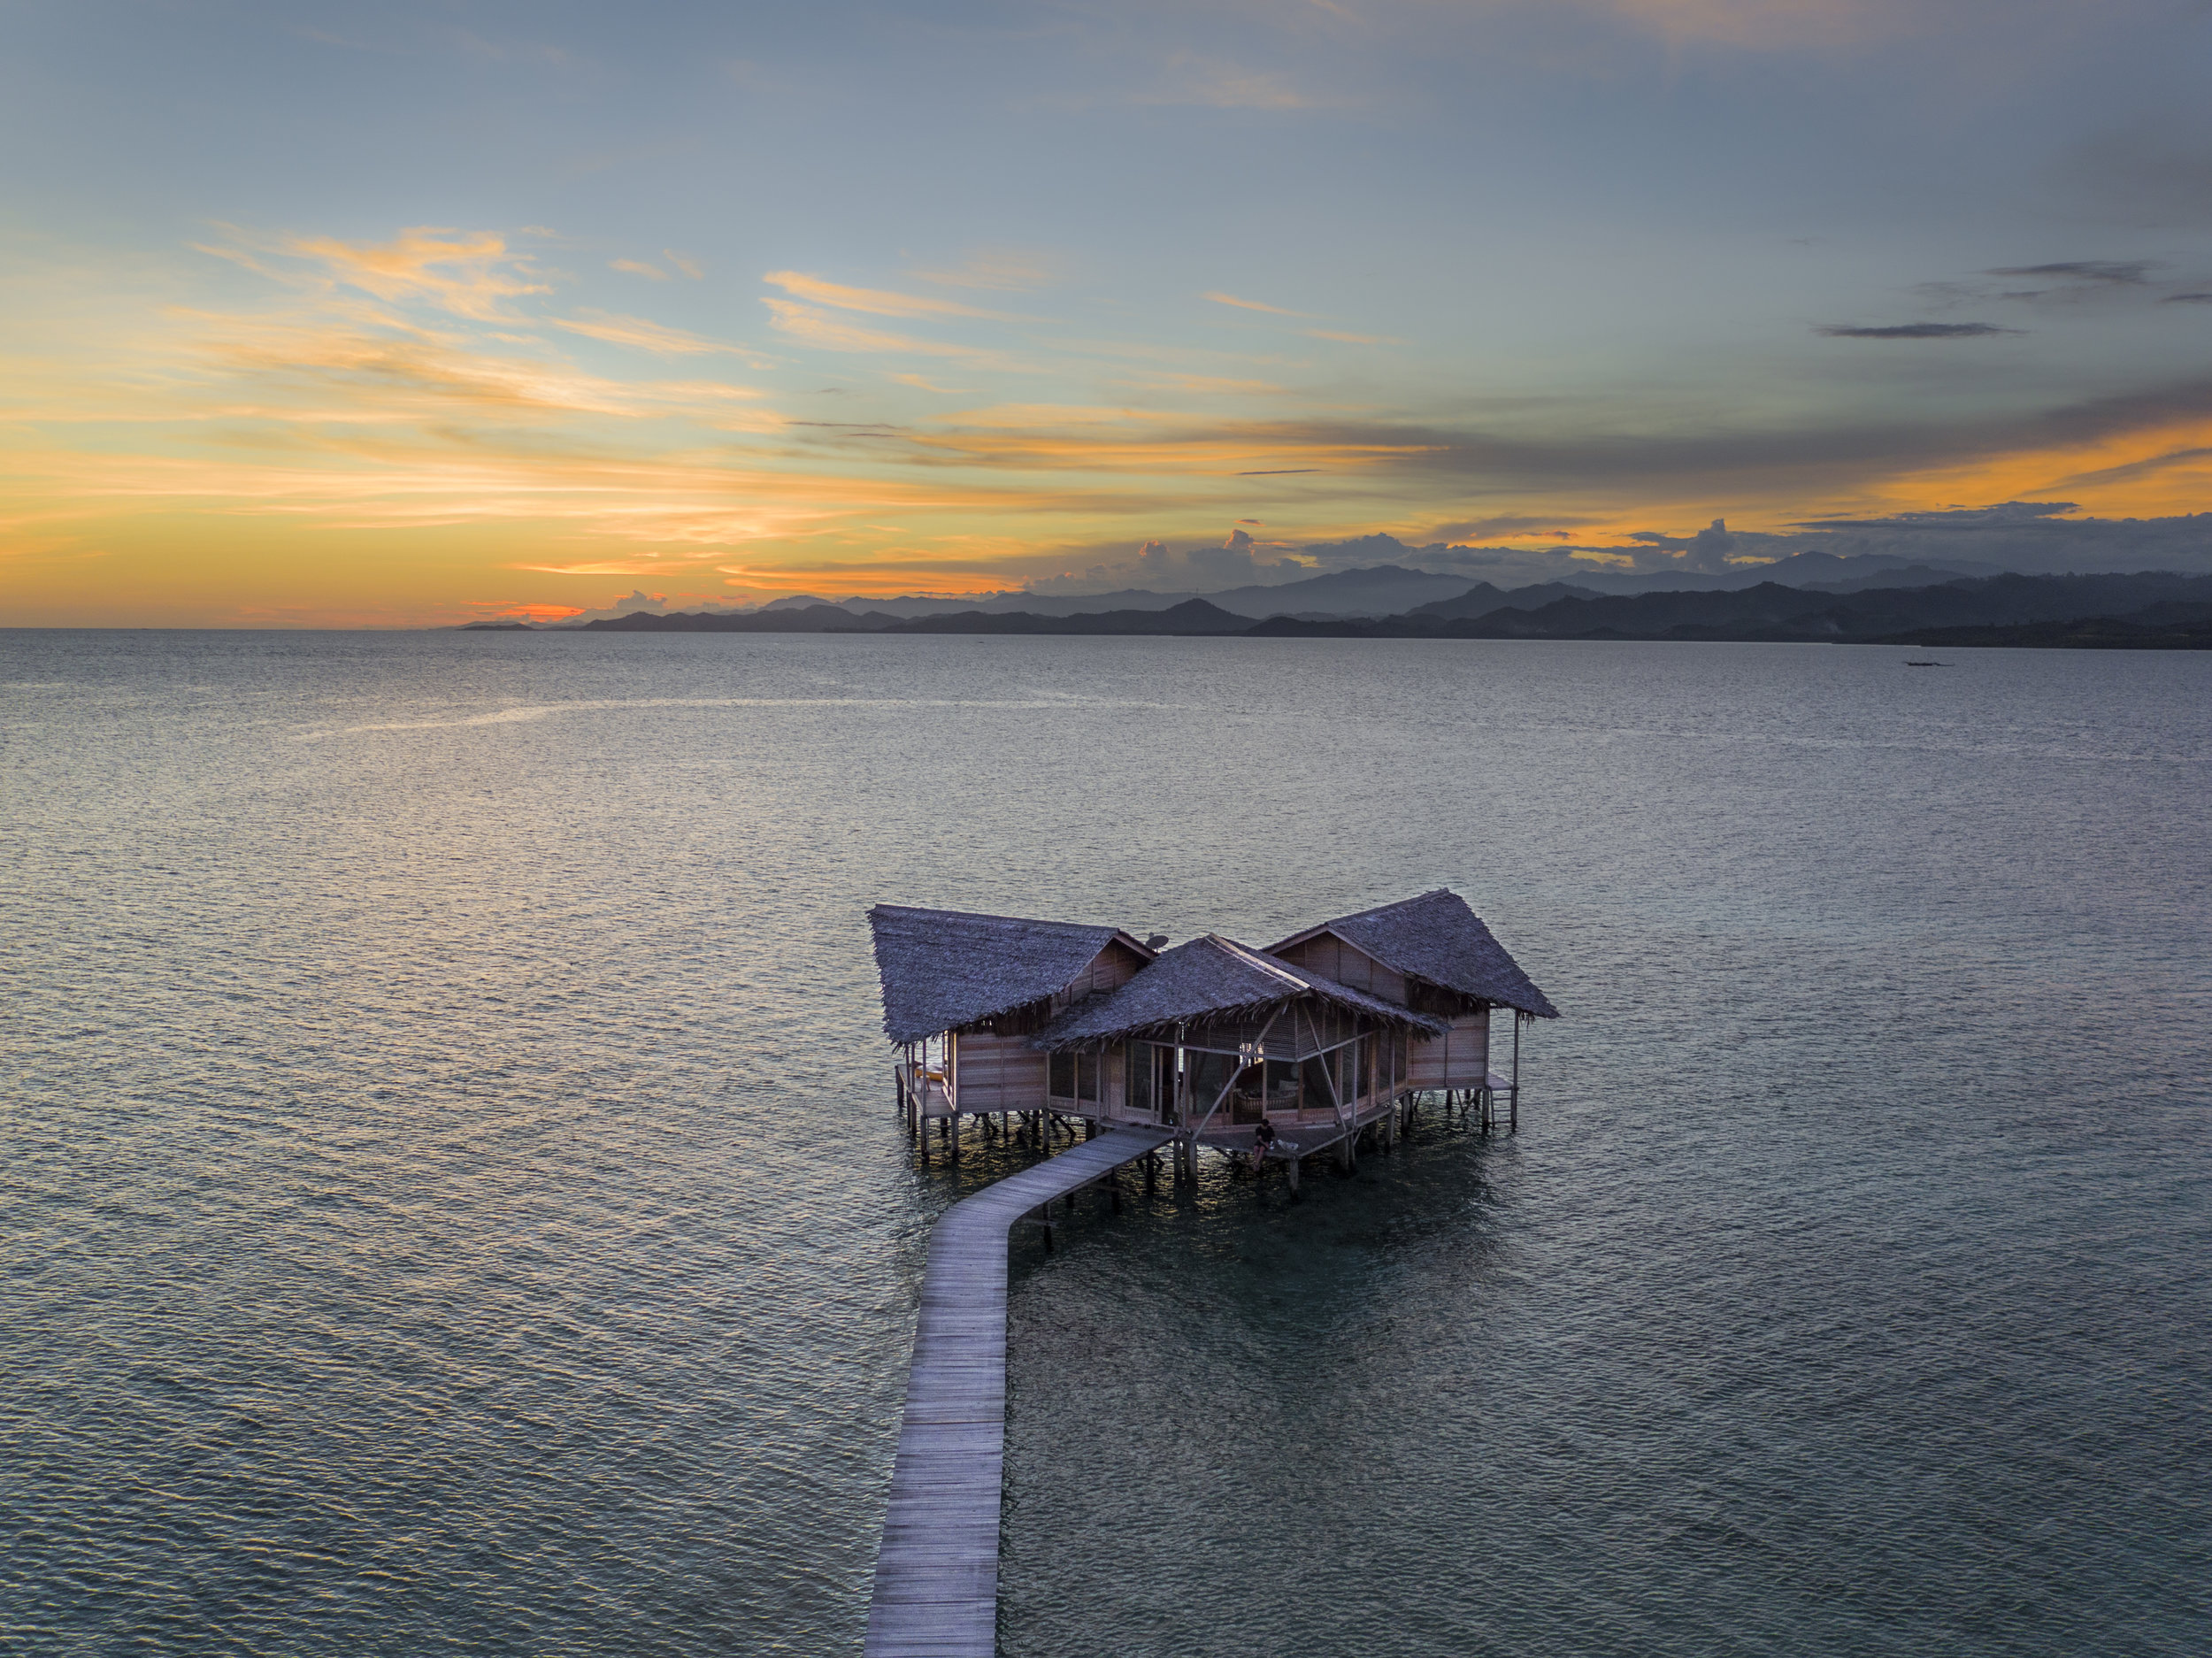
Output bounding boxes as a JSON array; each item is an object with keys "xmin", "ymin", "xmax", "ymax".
[{"xmin": 4, "ymin": 630, "xmax": 2208, "ymax": 1656}]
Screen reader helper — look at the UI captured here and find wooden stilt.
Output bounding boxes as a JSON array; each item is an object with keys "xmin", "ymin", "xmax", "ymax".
[{"xmin": 1511, "ymin": 1011, "xmax": 1522, "ymax": 1134}]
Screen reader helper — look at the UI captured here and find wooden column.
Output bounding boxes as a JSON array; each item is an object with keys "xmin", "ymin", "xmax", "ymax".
[{"xmin": 1511, "ymin": 1010, "xmax": 1522, "ymax": 1133}]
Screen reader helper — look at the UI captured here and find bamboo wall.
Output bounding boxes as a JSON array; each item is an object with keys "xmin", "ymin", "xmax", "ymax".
[
  {"xmin": 1273, "ymin": 933, "xmax": 1409, "ymax": 1004},
  {"xmin": 1052, "ymin": 939, "xmax": 1147, "ymax": 1006},
  {"xmin": 1408, "ymin": 1009, "xmax": 1490, "ymax": 1088},
  {"xmin": 950, "ymin": 1030, "xmax": 1048, "ymax": 1113}
]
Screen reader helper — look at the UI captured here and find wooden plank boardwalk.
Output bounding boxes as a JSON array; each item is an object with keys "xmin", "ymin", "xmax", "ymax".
[{"xmin": 865, "ymin": 1125, "xmax": 1173, "ymax": 1658}]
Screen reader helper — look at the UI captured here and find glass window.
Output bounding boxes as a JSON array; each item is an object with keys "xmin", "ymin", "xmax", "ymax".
[
  {"xmin": 1187, "ymin": 1050, "xmax": 1235, "ymax": 1117},
  {"xmin": 1301, "ymin": 1053, "xmax": 1338, "ymax": 1109},
  {"xmin": 1129, "ymin": 1043, "xmax": 1154, "ymax": 1117}
]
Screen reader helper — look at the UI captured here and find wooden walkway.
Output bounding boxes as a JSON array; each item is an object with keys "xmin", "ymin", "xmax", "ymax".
[{"xmin": 864, "ymin": 1125, "xmax": 1173, "ymax": 1658}]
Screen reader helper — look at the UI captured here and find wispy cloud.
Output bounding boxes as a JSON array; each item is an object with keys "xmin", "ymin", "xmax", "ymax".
[
  {"xmin": 1431, "ymin": 514, "xmax": 1588, "ymax": 541},
  {"xmin": 761, "ymin": 298, "xmax": 1028, "ymax": 367},
  {"xmin": 551, "ymin": 309, "xmax": 757, "ymax": 357},
  {"xmin": 1111, "ymin": 372, "xmax": 1290, "ymax": 395},
  {"xmin": 1816, "ymin": 321, "xmax": 2022, "ymax": 338},
  {"xmin": 270, "ymin": 226, "xmax": 551, "ymax": 320},
  {"xmin": 876, "ymin": 409, "xmax": 1441, "ymax": 476},
  {"xmin": 764, "ymin": 271, "xmax": 1015, "ymax": 321},
  {"xmin": 1144, "ymin": 57, "xmax": 1345, "ymax": 111},
  {"xmin": 611, "ymin": 258, "xmax": 669, "ymax": 280},
  {"xmin": 1985, "ymin": 260, "xmax": 2151, "ymax": 284},
  {"xmin": 1303, "ymin": 327, "xmax": 1399, "ymax": 345},
  {"xmin": 1203, "ymin": 291, "xmax": 1310, "ymax": 318}
]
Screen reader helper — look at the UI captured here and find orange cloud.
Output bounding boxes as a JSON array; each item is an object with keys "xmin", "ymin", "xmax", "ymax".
[
  {"xmin": 1109, "ymin": 372, "xmax": 1291, "ymax": 395},
  {"xmin": 883, "ymin": 408, "xmax": 1440, "ymax": 475},
  {"xmin": 763, "ymin": 271, "xmax": 1014, "ymax": 321},
  {"xmin": 273, "ymin": 226, "xmax": 550, "ymax": 319},
  {"xmin": 551, "ymin": 310, "xmax": 761, "ymax": 359},
  {"xmin": 1146, "ymin": 58, "xmax": 1344, "ymax": 111},
  {"xmin": 761, "ymin": 298, "xmax": 1032, "ymax": 368},
  {"xmin": 1881, "ymin": 415, "xmax": 2212, "ymax": 522},
  {"xmin": 1203, "ymin": 291, "xmax": 1310, "ymax": 318}
]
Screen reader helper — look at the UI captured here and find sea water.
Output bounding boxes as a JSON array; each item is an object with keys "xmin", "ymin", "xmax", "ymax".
[{"xmin": 4, "ymin": 631, "xmax": 2207, "ymax": 1655}]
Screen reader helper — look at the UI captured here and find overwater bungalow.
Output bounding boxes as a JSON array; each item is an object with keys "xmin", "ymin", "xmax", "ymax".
[
  {"xmin": 869, "ymin": 889, "xmax": 1555, "ymax": 1177},
  {"xmin": 861, "ymin": 891, "xmax": 1557, "ymax": 1654}
]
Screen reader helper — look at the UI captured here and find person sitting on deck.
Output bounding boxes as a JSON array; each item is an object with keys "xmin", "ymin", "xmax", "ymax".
[{"xmin": 1249, "ymin": 1114, "xmax": 1277, "ymax": 1169}]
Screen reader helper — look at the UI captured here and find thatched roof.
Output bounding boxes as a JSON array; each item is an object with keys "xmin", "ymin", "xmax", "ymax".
[
  {"xmin": 1271, "ymin": 889, "xmax": 1558, "ymax": 1018},
  {"xmin": 867, "ymin": 904, "xmax": 1153, "ymax": 1044},
  {"xmin": 1034, "ymin": 933, "xmax": 1445, "ymax": 1048}
]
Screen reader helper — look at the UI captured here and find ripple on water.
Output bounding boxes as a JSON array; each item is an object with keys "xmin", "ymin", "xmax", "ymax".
[{"xmin": 3, "ymin": 632, "xmax": 2207, "ymax": 1656}]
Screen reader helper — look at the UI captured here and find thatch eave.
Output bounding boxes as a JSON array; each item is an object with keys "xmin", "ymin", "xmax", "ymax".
[
  {"xmin": 868, "ymin": 902, "xmax": 1156, "ymax": 1045},
  {"xmin": 1268, "ymin": 889, "xmax": 1559, "ymax": 1020}
]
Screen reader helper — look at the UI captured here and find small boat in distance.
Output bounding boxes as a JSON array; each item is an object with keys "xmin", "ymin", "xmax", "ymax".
[{"xmin": 1905, "ymin": 659, "xmax": 1946, "ymax": 666}]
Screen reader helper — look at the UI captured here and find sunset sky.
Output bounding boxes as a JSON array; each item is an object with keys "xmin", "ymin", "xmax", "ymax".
[{"xmin": 6, "ymin": 1, "xmax": 2212, "ymax": 625}]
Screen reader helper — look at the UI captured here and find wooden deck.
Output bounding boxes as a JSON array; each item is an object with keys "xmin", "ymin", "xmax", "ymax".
[{"xmin": 864, "ymin": 1125, "xmax": 1173, "ymax": 1658}]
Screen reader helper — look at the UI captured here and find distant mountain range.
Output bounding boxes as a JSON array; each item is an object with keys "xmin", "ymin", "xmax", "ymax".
[
  {"xmin": 738, "ymin": 563, "xmax": 1486, "ymax": 620},
  {"xmin": 483, "ymin": 549, "xmax": 2011, "ymax": 633},
  {"xmin": 506, "ymin": 571, "xmax": 2212, "ymax": 648},
  {"xmin": 583, "ymin": 596, "xmax": 1256, "ymax": 636},
  {"xmin": 692, "ymin": 550, "xmax": 1987, "ymax": 623}
]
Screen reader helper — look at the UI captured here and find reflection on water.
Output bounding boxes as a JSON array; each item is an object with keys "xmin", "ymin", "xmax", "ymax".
[{"xmin": 4, "ymin": 631, "xmax": 2208, "ymax": 1656}]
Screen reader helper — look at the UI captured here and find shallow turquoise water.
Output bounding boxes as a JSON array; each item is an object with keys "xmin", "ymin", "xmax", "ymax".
[{"xmin": 4, "ymin": 632, "xmax": 2207, "ymax": 1654}]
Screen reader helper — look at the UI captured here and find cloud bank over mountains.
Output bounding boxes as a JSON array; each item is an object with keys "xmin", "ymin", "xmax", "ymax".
[
  {"xmin": 1019, "ymin": 503, "xmax": 2212, "ymax": 599},
  {"xmin": 555, "ymin": 503, "xmax": 2212, "ymax": 626}
]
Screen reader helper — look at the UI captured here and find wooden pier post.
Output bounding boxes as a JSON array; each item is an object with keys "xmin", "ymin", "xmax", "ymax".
[{"xmin": 1511, "ymin": 1010, "xmax": 1521, "ymax": 1134}]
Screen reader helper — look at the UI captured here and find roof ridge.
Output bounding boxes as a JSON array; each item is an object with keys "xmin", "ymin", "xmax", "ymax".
[{"xmin": 1207, "ymin": 933, "xmax": 1310, "ymax": 989}]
